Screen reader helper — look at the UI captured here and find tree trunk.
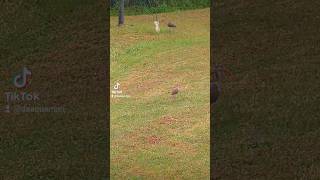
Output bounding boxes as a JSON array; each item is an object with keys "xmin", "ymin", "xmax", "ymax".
[{"xmin": 118, "ymin": 0, "xmax": 125, "ymax": 26}]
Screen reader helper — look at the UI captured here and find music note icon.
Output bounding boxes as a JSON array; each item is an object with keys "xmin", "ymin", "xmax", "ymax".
[
  {"xmin": 13, "ymin": 67, "xmax": 32, "ymax": 88},
  {"xmin": 114, "ymin": 82, "xmax": 120, "ymax": 90}
]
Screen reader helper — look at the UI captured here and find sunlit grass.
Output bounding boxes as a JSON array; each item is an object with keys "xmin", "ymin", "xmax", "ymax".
[{"xmin": 111, "ymin": 9, "xmax": 210, "ymax": 179}]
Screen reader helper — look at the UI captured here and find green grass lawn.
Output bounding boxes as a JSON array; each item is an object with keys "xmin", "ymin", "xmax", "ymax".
[
  {"xmin": 212, "ymin": 0, "xmax": 320, "ymax": 178},
  {"xmin": 111, "ymin": 9, "xmax": 210, "ymax": 179}
]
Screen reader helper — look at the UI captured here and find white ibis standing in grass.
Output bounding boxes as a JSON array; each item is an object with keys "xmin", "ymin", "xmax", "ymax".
[{"xmin": 154, "ymin": 20, "xmax": 160, "ymax": 33}]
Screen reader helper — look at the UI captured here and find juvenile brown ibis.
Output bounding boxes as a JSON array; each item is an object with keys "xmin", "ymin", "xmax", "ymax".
[
  {"xmin": 170, "ymin": 85, "xmax": 180, "ymax": 100},
  {"xmin": 171, "ymin": 86, "xmax": 179, "ymax": 96},
  {"xmin": 167, "ymin": 22, "xmax": 176, "ymax": 32},
  {"xmin": 167, "ymin": 22, "xmax": 176, "ymax": 28}
]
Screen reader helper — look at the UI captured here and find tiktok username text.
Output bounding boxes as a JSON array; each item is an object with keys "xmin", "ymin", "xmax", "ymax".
[{"xmin": 3, "ymin": 92, "xmax": 66, "ymax": 113}]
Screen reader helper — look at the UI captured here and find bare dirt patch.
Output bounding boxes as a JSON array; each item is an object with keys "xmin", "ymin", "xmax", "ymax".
[
  {"xmin": 159, "ymin": 116, "xmax": 177, "ymax": 125},
  {"xmin": 147, "ymin": 135, "xmax": 161, "ymax": 145}
]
